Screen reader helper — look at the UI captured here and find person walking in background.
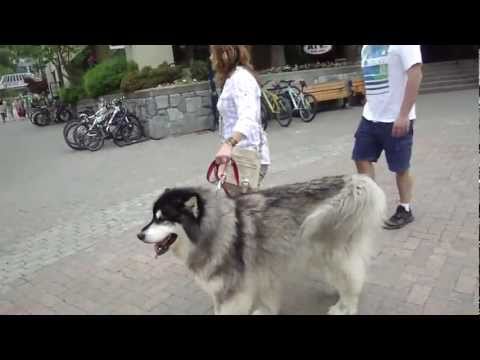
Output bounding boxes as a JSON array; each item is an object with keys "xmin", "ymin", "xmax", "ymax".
[
  {"xmin": 6, "ymin": 98, "xmax": 13, "ymax": 121},
  {"xmin": 15, "ymin": 97, "xmax": 26, "ymax": 119},
  {"xmin": 12, "ymin": 98, "xmax": 19, "ymax": 120},
  {"xmin": 207, "ymin": 61, "xmax": 219, "ymax": 131},
  {"xmin": 0, "ymin": 98, "xmax": 7, "ymax": 124},
  {"xmin": 352, "ymin": 45, "xmax": 423, "ymax": 230},
  {"xmin": 209, "ymin": 45, "xmax": 271, "ymax": 190}
]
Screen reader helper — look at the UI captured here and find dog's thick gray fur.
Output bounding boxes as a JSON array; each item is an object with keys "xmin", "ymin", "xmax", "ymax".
[{"xmin": 138, "ymin": 174, "xmax": 386, "ymax": 315}]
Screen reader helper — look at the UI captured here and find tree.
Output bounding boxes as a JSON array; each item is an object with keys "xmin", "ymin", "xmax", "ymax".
[
  {"xmin": 6, "ymin": 45, "xmax": 43, "ymax": 63},
  {"xmin": 40, "ymin": 45, "xmax": 79, "ymax": 87},
  {"xmin": 0, "ymin": 48, "xmax": 14, "ymax": 76},
  {"xmin": 6, "ymin": 45, "xmax": 83, "ymax": 87},
  {"xmin": 0, "ymin": 47, "xmax": 17, "ymax": 75},
  {"xmin": 5, "ymin": 45, "xmax": 46, "ymax": 78}
]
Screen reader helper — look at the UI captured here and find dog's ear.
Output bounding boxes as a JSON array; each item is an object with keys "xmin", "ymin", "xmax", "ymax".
[{"xmin": 184, "ymin": 195, "xmax": 199, "ymax": 219}]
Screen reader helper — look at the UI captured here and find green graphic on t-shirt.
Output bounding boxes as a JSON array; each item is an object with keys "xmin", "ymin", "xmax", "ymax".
[{"xmin": 362, "ymin": 45, "xmax": 390, "ymax": 94}]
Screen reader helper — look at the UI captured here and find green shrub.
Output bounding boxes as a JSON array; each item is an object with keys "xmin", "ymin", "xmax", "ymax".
[
  {"xmin": 140, "ymin": 66, "xmax": 153, "ymax": 77},
  {"xmin": 190, "ymin": 60, "xmax": 209, "ymax": 81},
  {"xmin": 83, "ymin": 56, "xmax": 128, "ymax": 98},
  {"xmin": 0, "ymin": 64, "xmax": 14, "ymax": 76},
  {"xmin": 120, "ymin": 62, "xmax": 184, "ymax": 93},
  {"xmin": 59, "ymin": 85, "xmax": 86, "ymax": 105},
  {"xmin": 0, "ymin": 48, "xmax": 12, "ymax": 68},
  {"xmin": 127, "ymin": 61, "xmax": 139, "ymax": 73}
]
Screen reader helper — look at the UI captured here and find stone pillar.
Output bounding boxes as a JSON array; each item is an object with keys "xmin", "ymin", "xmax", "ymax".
[
  {"xmin": 344, "ymin": 45, "xmax": 362, "ymax": 63},
  {"xmin": 270, "ymin": 45, "xmax": 286, "ymax": 67}
]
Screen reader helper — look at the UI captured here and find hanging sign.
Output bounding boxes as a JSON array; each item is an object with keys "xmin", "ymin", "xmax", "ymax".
[{"xmin": 303, "ymin": 45, "xmax": 333, "ymax": 55}]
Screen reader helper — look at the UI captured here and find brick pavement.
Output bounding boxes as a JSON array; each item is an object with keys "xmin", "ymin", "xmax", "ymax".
[{"xmin": 0, "ymin": 89, "xmax": 478, "ymax": 315}]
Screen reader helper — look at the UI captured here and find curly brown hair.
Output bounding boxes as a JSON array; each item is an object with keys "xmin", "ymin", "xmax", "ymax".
[{"xmin": 209, "ymin": 45, "xmax": 259, "ymax": 87}]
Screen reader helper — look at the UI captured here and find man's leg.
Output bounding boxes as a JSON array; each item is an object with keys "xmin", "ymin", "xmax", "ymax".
[
  {"xmin": 384, "ymin": 122, "xmax": 415, "ymax": 230},
  {"xmin": 355, "ymin": 160, "xmax": 375, "ymax": 180},
  {"xmin": 352, "ymin": 118, "xmax": 381, "ymax": 180},
  {"xmin": 396, "ymin": 169, "xmax": 413, "ymax": 205}
]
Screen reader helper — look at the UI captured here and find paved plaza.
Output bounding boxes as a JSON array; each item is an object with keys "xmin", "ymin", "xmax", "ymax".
[{"xmin": 0, "ymin": 89, "xmax": 478, "ymax": 315}]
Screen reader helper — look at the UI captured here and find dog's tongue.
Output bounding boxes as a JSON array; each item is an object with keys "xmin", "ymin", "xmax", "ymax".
[
  {"xmin": 153, "ymin": 235, "xmax": 177, "ymax": 258},
  {"xmin": 154, "ymin": 241, "xmax": 169, "ymax": 258}
]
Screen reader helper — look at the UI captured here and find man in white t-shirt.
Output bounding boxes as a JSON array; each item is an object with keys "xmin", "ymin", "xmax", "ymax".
[{"xmin": 352, "ymin": 45, "xmax": 423, "ymax": 229}]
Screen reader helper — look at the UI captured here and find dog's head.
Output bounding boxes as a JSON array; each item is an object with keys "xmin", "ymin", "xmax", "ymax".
[{"xmin": 137, "ymin": 188, "xmax": 203, "ymax": 257}]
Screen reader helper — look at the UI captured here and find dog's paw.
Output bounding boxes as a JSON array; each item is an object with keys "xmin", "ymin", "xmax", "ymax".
[
  {"xmin": 327, "ymin": 302, "xmax": 357, "ymax": 315},
  {"xmin": 327, "ymin": 304, "xmax": 345, "ymax": 315},
  {"xmin": 252, "ymin": 308, "xmax": 276, "ymax": 315}
]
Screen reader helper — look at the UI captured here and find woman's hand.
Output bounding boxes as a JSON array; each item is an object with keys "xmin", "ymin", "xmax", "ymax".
[{"xmin": 215, "ymin": 143, "xmax": 233, "ymax": 178}]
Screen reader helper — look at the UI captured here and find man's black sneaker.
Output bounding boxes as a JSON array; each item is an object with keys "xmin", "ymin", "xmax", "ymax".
[{"xmin": 383, "ymin": 205, "xmax": 414, "ymax": 230}]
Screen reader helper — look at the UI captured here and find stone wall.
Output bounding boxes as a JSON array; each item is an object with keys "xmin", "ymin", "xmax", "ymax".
[
  {"xmin": 77, "ymin": 82, "xmax": 215, "ymax": 139},
  {"xmin": 76, "ymin": 65, "xmax": 363, "ymax": 139}
]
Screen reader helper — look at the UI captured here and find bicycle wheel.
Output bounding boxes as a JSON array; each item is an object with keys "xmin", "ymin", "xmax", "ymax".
[
  {"xmin": 56, "ymin": 108, "xmax": 72, "ymax": 123},
  {"xmin": 113, "ymin": 122, "xmax": 142, "ymax": 147},
  {"xmin": 84, "ymin": 128, "xmax": 105, "ymax": 152},
  {"xmin": 124, "ymin": 113, "xmax": 144, "ymax": 141},
  {"xmin": 274, "ymin": 95, "xmax": 293, "ymax": 127},
  {"xmin": 63, "ymin": 121, "xmax": 85, "ymax": 150},
  {"xmin": 73, "ymin": 123, "xmax": 90, "ymax": 149},
  {"xmin": 33, "ymin": 112, "xmax": 49, "ymax": 127},
  {"xmin": 299, "ymin": 94, "xmax": 317, "ymax": 123}
]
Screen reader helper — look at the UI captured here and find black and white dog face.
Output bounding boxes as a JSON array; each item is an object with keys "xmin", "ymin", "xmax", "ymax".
[{"xmin": 137, "ymin": 188, "xmax": 202, "ymax": 257}]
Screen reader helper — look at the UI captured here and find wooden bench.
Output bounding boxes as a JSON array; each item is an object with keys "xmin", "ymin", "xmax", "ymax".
[
  {"xmin": 350, "ymin": 79, "xmax": 365, "ymax": 96},
  {"xmin": 304, "ymin": 80, "xmax": 350, "ymax": 108}
]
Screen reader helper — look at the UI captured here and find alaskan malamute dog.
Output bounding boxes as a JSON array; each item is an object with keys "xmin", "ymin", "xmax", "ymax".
[{"xmin": 137, "ymin": 174, "xmax": 386, "ymax": 315}]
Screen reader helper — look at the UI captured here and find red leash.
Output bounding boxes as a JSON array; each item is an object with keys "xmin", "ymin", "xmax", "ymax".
[{"xmin": 206, "ymin": 159, "xmax": 240, "ymax": 197}]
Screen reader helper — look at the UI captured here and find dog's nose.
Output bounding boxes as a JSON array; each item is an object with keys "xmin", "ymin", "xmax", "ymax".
[{"xmin": 137, "ymin": 232, "xmax": 145, "ymax": 241}]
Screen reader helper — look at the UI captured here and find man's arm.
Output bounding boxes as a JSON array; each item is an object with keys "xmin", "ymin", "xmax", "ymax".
[
  {"xmin": 400, "ymin": 63, "xmax": 423, "ymax": 118},
  {"xmin": 392, "ymin": 63, "xmax": 423, "ymax": 137}
]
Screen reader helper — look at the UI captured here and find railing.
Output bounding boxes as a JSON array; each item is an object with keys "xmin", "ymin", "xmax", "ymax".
[{"xmin": 0, "ymin": 72, "xmax": 36, "ymax": 90}]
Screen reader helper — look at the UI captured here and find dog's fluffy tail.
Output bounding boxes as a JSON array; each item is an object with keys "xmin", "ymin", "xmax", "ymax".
[
  {"xmin": 302, "ymin": 174, "xmax": 386, "ymax": 262},
  {"xmin": 333, "ymin": 174, "xmax": 386, "ymax": 232},
  {"xmin": 333, "ymin": 174, "xmax": 386, "ymax": 261}
]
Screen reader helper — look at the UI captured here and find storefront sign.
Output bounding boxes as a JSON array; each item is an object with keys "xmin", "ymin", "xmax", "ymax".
[{"xmin": 303, "ymin": 45, "xmax": 333, "ymax": 55}]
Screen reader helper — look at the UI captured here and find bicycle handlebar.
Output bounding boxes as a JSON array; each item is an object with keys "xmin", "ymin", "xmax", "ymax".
[{"xmin": 266, "ymin": 85, "xmax": 288, "ymax": 92}]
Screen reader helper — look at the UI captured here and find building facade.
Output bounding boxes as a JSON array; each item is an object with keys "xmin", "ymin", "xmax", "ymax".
[
  {"xmin": 96, "ymin": 45, "xmax": 479, "ymax": 72},
  {"xmin": 124, "ymin": 45, "xmax": 175, "ymax": 68}
]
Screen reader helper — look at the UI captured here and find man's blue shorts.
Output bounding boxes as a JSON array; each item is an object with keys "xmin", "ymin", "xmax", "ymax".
[{"xmin": 352, "ymin": 117, "xmax": 414, "ymax": 173}]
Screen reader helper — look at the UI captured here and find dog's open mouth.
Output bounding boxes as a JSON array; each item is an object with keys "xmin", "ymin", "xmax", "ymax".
[{"xmin": 154, "ymin": 234, "xmax": 178, "ymax": 257}]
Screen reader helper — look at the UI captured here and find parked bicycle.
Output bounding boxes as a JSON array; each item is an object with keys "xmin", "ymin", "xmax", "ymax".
[
  {"xmin": 260, "ymin": 80, "xmax": 293, "ymax": 128},
  {"xmin": 277, "ymin": 80, "xmax": 317, "ymax": 123},
  {"xmin": 64, "ymin": 97, "xmax": 144, "ymax": 151},
  {"xmin": 32, "ymin": 97, "xmax": 73, "ymax": 126}
]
